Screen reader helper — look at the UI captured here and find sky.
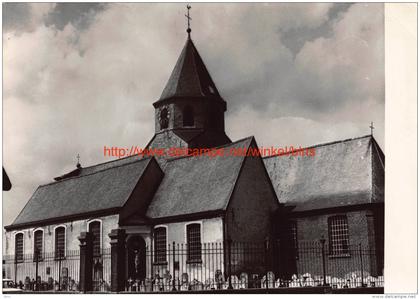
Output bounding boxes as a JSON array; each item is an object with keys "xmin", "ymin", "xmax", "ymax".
[{"xmin": 3, "ymin": 3, "xmax": 384, "ymax": 226}]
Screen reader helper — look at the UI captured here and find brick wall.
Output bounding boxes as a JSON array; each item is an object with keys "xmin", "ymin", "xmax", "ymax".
[{"xmin": 286, "ymin": 209, "xmax": 382, "ymax": 278}]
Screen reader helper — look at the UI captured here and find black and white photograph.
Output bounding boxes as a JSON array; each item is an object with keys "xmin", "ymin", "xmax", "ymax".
[{"xmin": 1, "ymin": 2, "xmax": 417, "ymax": 296}]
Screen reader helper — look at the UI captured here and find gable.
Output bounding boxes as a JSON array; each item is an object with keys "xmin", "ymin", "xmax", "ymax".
[
  {"xmin": 119, "ymin": 158, "xmax": 164, "ymax": 225},
  {"xmin": 225, "ymin": 139, "xmax": 280, "ymax": 241},
  {"xmin": 146, "ymin": 137, "xmax": 253, "ymax": 220}
]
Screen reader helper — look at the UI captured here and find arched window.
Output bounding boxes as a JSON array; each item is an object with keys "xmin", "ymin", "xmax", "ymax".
[
  {"xmin": 15, "ymin": 233, "xmax": 24, "ymax": 263},
  {"xmin": 154, "ymin": 227, "xmax": 167, "ymax": 263},
  {"xmin": 34, "ymin": 230, "xmax": 43, "ymax": 260},
  {"xmin": 328, "ymin": 215, "xmax": 350, "ymax": 255},
  {"xmin": 55, "ymin": 226, "xmax": 65, "ymax": 259},
  {"xmin": 186, "ymin": 223, "xmax": 201, "ymax": 263},
  {"xmin": 88, "ymin": 221, "xmax": 101, "ymax": 257},
  {"xmin": 159, "ymin": 108, "xmax": 169, "ymax": 130},
  {"xmin": 183, "ymin": 106, "xmax": 194, "ymax": 127}
]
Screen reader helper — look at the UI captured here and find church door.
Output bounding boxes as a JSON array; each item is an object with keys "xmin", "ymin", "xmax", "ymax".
[{"xmin": 126, "ymin": 235, "xmax": 147, "ymax": 282}]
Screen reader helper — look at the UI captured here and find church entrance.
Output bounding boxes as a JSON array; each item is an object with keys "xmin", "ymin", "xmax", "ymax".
[{"xmin": 126, "ymin": 235, "xmax": 146, "ymax": 282}]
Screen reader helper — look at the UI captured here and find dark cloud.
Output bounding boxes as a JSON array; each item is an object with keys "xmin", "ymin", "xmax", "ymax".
[
  {"xmin": 280, "ymin": 3, "xmax": 353, "ymax": 54},
  {"xmin": 45, "ymin": 3, "xmax": 108, "ymax": 31},
  {"xmin": 3, "ymin": 3, "xmax": 107, "ymax": 33},
  {"xmin": 3, "ymin": 3, "xmax": 32, "ymax": 32}
]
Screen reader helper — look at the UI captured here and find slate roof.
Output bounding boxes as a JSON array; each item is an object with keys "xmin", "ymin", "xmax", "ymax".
[
  {"xmin": 8, "ymin": 134, "xmax": 384, "ymax": 229},
  {"xmin": 146, "ymin": 137, "xmax": 254, "ymax": 219},
  {"xmin": 157, "ymin": 38, "xmax": 223, "ymax": 102},
  {"xmin": 263, "ymin": 135, "xmax": 384, "ymax": 212},
  {"xmin": 9, "ymin": 157, "xmax": 153, "ymax": 227}
]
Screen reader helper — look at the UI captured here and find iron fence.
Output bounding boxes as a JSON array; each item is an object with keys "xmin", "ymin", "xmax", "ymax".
[
  {"xmin": 3, "ymin": 248, "xmax": 111, "ymax": 292},
  {"xmin": 2, "ymin": 240, "xmax": 384, "ymax": 292},
  {"xmin": 3, "ymin": 249, "xmax": 80, "ymax": 291},
  {"xmin": 125, "ymin": 240, "xmax": 384, "ymax": 292}
]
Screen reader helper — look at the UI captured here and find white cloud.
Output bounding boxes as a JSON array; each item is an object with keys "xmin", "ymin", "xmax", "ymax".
[{"xmin": 2, "ymin": 3, "xmax": 384, "ymax": 226}]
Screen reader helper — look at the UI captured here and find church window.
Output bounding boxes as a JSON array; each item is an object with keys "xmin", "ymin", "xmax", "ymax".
[
  {"xmin": 160, "ymin": 108, "xmax": 169, "ymax": 129},
  {"xmin": 154, "ymin": 227, "xmax": 167, "ymax": 263},
  {"xmin": 34, "ymin": 230, "xmax": 43, "ymax": 260},
  {"xmin": 328, "ymin": 215, "xmax": 350, "ymax": 256},
  {"xmin": 186, "ymin": 223, "xmax": 201, "ymax": 263},
  {"xmin": 279, "ymin": 221, "xmax": 299, "ymax": 259},
  {"xmin": 289, "ymin": 221, "xmax": 298, "ymax": 259},
  {"xmin": 15, "ymin": 233, "xmax": 24, "ymax": 263},
  {"xmin": 183, "ymin": 106, "xmax": 194, "ymax": 126},
  {"xmin": 88, "ymin": 221, "xmax": 101, "ymax": 257},
  {"xmin": 55, "ymin": 226, "xmax": 66, "ymax": 259}
]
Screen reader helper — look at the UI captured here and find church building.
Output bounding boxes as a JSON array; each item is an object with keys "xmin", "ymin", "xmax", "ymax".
[{"xmin": 4, "ymin": 19, "xmax": 384, "ymax": 292}]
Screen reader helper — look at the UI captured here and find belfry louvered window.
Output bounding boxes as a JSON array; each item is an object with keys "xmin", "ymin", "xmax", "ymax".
[
  {"xmin": 186, "ymin": 223, "xmax": 201, "ymax": 263},
  {"xmin": 183, "ymin": 106, "xmax": 194, "ymax": 126},
  {"xmin": 328, "ymin": 215, "xmax": 350, "ymax": 255}
]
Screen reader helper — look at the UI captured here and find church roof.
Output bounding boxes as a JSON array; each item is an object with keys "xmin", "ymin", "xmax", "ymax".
[
  {"xmin": 157, "ymin": 38, "xmax": 222, "ymax": 103},
  {"xmin": 263, "ymin": 135, "xmax": 384, "ymax": 212},
  {"xmin": 8, "ymin": 157, "xmax": 153, "ymax": 229},
  {"xmin": 146, "ymin": 136, "xmax": 254, "ymax": 219}
]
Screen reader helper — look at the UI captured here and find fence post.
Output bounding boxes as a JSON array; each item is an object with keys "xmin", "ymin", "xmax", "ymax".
[
  {"xmin": 109, "ymin": 229, "xmax": 126, "ymax": 292},
  {"xmin": 359, "ymin": 243, "xmax": 365, "ymax": 287},
  {"xmin": 227, "ymin": 238, "xmax": 233, "ymax": 289},
  {"xmin": 172, "ymin": 241, "xmax": 176, "ymax": 291},
  {"xmin": 79, "ymin": 232, "xmax": 94, "ymax": 293},
  {"xmin": 34, "ymin": 248, "xmax": 39, "ymax": 291},
  {"xmin": 58, "ymin": 249, "xmax": 63, "ymax": 291},
  {"xmin": 14, "ymin": 255, "xmax": 17, "ymax": 286},
  {"xmin": 265, "ymin": 238, "xmax": 269, "ymax": 289},
  {"xmin": 320, "ymin": 237, "xmax": 327, "ymax": 286}
]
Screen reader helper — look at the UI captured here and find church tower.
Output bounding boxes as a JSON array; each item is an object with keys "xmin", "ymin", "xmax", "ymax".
[{"xmin": 147, "ymin": 12, "xmax": 231, "ymax": 151}]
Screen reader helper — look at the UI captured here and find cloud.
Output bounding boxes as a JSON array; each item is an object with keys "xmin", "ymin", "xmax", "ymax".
[
  {"xmin": 3, "ymin": 3, "xmax": 55, "ymax": 33},
  {"xmin": 2, "ymin": 3, "xmax": 384, "ymax": 226}
]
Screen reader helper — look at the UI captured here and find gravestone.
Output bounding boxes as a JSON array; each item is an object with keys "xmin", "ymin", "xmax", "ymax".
[
  {"xmin": 230, "ymin": 275, "xmax": 239, "ymax": 289},
  {"xmin": 239, "ymin": 272, "xmax": 248, "ymax": 289}
]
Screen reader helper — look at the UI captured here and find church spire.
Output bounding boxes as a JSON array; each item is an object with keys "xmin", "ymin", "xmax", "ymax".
[
  {"xmin": 156, "ymin": 38, "xmax": 222, "ymax": 103},
  {"xmin": 154, "ymin": 5, "xmax": 225, "ymax": 105},
  {"xmin": 148, "ymin": 10, "xmax": 231, "ymax": 150}
]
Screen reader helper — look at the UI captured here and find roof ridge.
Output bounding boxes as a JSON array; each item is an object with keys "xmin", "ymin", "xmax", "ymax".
[
  {"xmin": 165, "ymin": 136, "xmax": 255, "ymax": 163},
  {"xmin": 39, "ymin": 157, "xmax": 152, "ymax": 188},
  {"xmin": 73, "ymin": 151, "xmax": 149, "ymax": 173},
  {"xmin": 263, "ymin": 135, "xmax": 372, "ymax": 159}
]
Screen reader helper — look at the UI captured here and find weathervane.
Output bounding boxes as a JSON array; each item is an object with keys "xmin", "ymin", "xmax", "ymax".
[
  {"xmin": 185, "ymin": 4, "xmax": 192, "ymax": 39},
  {"xmin": 369, "ymin": 122, "xmax": 374, "ymax": 136}
]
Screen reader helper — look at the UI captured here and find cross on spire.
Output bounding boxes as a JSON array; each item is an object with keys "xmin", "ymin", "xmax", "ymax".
[
  {"xmin": 185, "ymin": 4, "xmax": 192, "ymax": 39},
  {"xmin": 76, "ymin": 154, "xmax": 81, "ymax": 168},
  {"xmin": 369, "ymin": 122, "xmax": 375, "ymax": 136}
]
